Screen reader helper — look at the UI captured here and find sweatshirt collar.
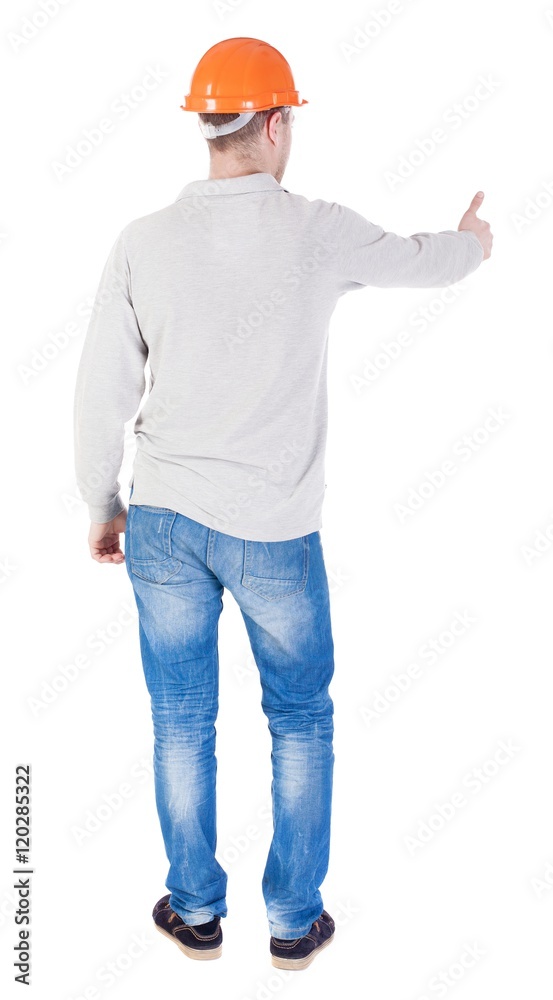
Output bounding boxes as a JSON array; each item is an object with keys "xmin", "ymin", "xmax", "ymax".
[{"xmin": 176, "ymin": 172, "xmax": 284, "ymax": 200}]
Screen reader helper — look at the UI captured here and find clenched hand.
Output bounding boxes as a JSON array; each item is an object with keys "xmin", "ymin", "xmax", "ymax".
[{"xmin": 88, "ymin": 510, "xmax": 127, "ymax": 564}]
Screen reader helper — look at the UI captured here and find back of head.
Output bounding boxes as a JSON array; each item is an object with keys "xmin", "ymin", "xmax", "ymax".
[
  {"xmin": 180, "ymin": 37, "xmax": 306, "ymax": 168},
  {"xmin": 197, "ymin": 107, "xmax": 291, "ymax": 159}
]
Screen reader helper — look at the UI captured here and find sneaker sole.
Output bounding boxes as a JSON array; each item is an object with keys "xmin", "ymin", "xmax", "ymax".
[
  {"xmin": 271, "ymin": 932, "xmax": 334, "ymax": 970},
  {"xmin": 154, "ymin": 922, "xmax": 222, "ymax": 960}
]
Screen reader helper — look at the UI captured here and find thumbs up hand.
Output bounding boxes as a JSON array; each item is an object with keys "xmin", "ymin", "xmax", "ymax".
[{"xmin": 458, "ymin": 191, "xmax": 493, "ymax": 260}]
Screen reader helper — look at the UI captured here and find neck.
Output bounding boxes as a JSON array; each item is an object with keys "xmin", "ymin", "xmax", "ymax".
[{"xmin": 208, "ymin": 158, "xmax": 271, "ymax": 180}]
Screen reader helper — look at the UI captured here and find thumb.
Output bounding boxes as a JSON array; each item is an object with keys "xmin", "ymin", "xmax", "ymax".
[{"xmin": 466, "ymin": 190, "xmax": 485, "ymax": 216}]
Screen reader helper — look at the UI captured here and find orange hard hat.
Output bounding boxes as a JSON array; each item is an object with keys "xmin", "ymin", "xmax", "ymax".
[{"xmin": 180, "ymin": 37, "xmax": 308, "ymax": 114}]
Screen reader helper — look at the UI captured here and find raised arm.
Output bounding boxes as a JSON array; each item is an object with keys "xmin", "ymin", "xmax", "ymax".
[{"xmin": 332, "ymin": 192, "xmax": 492, "ymax": 291}]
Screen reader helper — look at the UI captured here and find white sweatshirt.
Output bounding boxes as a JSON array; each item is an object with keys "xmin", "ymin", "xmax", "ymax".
[{"xmin": 73, "ymin": 172, "xmax": 483, "ymax": 540}]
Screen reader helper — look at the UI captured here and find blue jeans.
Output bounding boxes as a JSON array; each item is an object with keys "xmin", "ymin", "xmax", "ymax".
[{"xmin": 124, "ymin": 496, "xmax": 335, "ymax": 939}]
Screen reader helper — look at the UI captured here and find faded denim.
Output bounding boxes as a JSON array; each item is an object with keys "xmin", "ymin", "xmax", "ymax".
[{"xmin": 124, "ymin": 496, "xmax": 335, "ymax": 939}]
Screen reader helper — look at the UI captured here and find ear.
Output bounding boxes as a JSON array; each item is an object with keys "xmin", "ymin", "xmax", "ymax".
[{"xmin": 267, "ymin": 109, "xmax": 282, "ymax": 143}]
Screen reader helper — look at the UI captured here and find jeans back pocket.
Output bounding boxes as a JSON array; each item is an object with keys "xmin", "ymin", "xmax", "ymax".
[
  {"xmin": 127, "ymin": 505, "xmax": 183, "ymax": 584},
  {"xmin": 242, "ymin": 536, "xmax": 309, "ymax": 601}
]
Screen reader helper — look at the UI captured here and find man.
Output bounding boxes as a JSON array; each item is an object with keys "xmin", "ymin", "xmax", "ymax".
[{"xmin": 73, "ymin": 37, "xmax": 492, "ymax": 970}]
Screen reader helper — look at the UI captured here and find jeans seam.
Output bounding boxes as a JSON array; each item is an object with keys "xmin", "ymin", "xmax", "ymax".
[
  {"xmin": 206, "ymin": 528, "xmax": 216, "ymax": 572},
  {"xmin": 164, "ymin": 510, "xmax": 177, "ymax": 557}
]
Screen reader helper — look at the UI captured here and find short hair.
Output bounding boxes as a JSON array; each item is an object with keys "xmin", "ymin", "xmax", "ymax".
[{"xmin": 198, "ymin": 106, "xmax": 291, "ymax": 156}]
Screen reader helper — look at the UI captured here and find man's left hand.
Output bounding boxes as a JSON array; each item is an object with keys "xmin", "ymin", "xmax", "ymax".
[{"xmin": 88, "ymin": 510, "xmax": 127, "ymax": 564}]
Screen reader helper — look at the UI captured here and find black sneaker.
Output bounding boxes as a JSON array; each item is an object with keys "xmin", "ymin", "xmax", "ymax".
[
  {"xmin": 152, "ymin": 894, "xmax": 222, "ymax": 960},
  {"xmin": 270, "ymin": 910, "xmax": 335, "ymax": 970}
]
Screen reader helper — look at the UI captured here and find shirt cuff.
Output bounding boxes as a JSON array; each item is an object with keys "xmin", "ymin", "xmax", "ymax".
[{"xmin": 87, "ymin": 494, "xmax": 126, "ymax": 524}]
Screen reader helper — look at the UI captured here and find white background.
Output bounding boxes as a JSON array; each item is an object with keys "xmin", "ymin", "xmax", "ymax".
[{"xmin": 1, "ymin": 0, "xmax": 552, "ymax": 997}]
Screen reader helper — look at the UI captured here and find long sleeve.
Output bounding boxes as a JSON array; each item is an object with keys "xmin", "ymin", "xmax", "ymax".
[
  {"xmin": 333, "ymin": 203, "xmax": 484, "ymax": 291},
  {"xmin": 73, "ymin": 229, "xmax": 148, "ymax": 523}
]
